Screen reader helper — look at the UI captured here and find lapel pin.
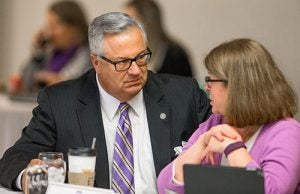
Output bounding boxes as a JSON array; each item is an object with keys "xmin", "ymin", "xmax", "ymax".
[{"xmin": 160, "ymin": 113, "xmax": 166, "ymax": 120}]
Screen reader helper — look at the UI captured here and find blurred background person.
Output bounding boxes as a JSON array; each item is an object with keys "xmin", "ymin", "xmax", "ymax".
[
  {"xmin": 123, "ymin": 0, "xmax": 194, "ymax": 77},
  {"xmin": 10, "ymin": 0, "xmax": 91, "ymax": 94}
]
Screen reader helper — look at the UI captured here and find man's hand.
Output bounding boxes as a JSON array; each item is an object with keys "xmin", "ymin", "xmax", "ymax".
[{"xmin": 21, "ymin": 159, "xmax": 43, "ymax": 192}]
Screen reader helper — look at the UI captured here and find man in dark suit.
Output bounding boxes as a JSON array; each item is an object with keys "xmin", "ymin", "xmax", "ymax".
[{"xmin": 0, "ymin": 12, "xmax": 211, "ymax": 193}]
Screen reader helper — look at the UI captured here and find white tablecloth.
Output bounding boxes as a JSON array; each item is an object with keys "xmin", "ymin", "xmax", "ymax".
[
  {"xmin": 0, "ymin": 94, "xmax": 37, "ymax": 157},
  {"xmin": 0, "ymin": 185, "xmax": 22, "ymax": 194}
]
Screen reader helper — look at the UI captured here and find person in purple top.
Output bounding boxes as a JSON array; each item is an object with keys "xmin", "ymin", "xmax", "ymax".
[
  {"xmin": 157, "ymin": 38, "xmax": 300, "ymax": 194},
  {"xmin": 13, "ymin": 1, "xmax": 91, "ymax": 93}
]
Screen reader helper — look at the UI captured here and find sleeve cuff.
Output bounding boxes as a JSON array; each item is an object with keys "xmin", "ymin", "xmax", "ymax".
[
  {"xmin": 246, "ymin": 160, "xmax": 261, "ymax": 169},
  {"xmin": 15, "ymin": 169, "xmax": 26, "ymax": 190},
  {"xmin": 171, "ymin": 160, "xmax": 184, "ymax": 186}
]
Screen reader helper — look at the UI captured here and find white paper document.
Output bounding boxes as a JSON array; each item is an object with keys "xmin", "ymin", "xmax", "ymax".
[{"xmin": 46, "ymin": 182, "xmax": 116, "ymax": 194}]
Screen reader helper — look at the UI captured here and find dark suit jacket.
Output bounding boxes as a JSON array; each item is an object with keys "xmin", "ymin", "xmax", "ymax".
[{"xmin": 0, "ymin": 69, "xmax": 211, "ymax": 190}]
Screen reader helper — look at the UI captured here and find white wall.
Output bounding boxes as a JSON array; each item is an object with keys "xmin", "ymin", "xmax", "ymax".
[{"xmin": 0, "ymin": 0, "xmax": 299, "ymax": 120}]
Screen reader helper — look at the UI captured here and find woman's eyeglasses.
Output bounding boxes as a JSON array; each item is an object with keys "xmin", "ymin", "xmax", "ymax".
[{"xmin": 205, "ymin": 76, "xmax": 228, "ymax": 88}]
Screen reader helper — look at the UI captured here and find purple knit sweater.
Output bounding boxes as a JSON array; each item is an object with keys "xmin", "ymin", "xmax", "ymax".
[{"xmin": 157, "ymin": 114, "xmax": 300, "ymax": 194}]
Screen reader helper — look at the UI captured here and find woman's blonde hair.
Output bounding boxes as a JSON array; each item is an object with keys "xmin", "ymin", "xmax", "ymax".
[{"xmin": 205, "ymin": 38, "xmax": 298, "ymax": 127}]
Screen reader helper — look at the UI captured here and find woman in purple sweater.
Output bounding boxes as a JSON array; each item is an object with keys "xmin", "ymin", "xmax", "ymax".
[{"xmin": 157, "ymin": 38, "xmax": 300, "ymax": 194}]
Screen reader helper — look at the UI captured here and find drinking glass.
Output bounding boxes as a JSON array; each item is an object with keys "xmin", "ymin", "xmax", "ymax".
[
  {"xmin": 26, "ymin": 164, "xmax": 48, "ymax": 194},
  {"xmin": 38, "ymin": 152, "xmax": 65, "ymax": 183}
]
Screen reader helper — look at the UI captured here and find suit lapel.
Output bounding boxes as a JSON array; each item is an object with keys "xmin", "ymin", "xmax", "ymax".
[
  {"xmin": 74, "ymin": 70, "xmax": 172, "ymax": 185},
  {"xmin": 75, "ymin": 70, "xmax": 110, "ymax": 188},
  {"xmin": 144, "ymin": 72, "xmax": 172, "ymax": 175}
]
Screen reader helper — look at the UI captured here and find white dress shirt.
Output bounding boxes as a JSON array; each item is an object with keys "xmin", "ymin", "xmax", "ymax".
[
  {"xmin": 16, "ymin": 75, "xmax": 158, "ymax": 193},
  {"xmin": 96, "ymin": 75, "xmax": 157, "ymax": 194}
]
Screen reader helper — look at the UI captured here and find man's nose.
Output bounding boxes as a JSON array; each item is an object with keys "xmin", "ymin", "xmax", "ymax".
[{"xmin": 127, "ymin": 61, "xmax": 142, "ymax": 74}]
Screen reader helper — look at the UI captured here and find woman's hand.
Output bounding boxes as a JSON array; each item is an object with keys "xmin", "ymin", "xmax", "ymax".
[
  {"xmin": 202, "ymin": 124, "xmax": 240, "ymax": 146},
  {"xmin": 199, "ymin": 124, "xmax": 243, "ymax": 164},
  {"xmin": 207, "ymin": 136, "xmax": 240, "ymax": 153},
  {"xmin": 200, "ymin": 125, "xmax": 252, "ymax": 167}
]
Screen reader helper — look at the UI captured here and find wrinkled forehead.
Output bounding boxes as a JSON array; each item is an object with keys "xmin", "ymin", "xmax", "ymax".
[
  {"xmin": 103, "ymin": 27, "xmax": 146, "ymax": 50},
  {"xmin": 101, "ymin": 27, "xmax": 147, "ymax": 58}
]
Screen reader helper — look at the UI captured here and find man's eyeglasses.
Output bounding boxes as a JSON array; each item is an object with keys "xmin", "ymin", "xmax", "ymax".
[
  {"xmin": 97, "ymin": 48, "xmax": 152, "ymax": 72},
  {"xmin": 205, "ymin": 76, "xmax": 228, "ymax": 88}
]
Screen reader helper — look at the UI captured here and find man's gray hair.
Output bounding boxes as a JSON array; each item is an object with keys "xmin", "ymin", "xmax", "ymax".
[{"xmin": 88, "ymin": 12, "xmax": 147, "ymax": 55}]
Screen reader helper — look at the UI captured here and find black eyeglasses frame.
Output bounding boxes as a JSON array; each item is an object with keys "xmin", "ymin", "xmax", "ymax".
[
  {"xmin": 97, "ymin": 48, "xmax": 152, "ymax": 72},
  {"xmin": 205, "ymin": 76, "xmax": 228, "ymax": 87}
]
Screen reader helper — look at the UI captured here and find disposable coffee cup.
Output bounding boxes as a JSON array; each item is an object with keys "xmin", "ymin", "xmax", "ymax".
[{"xmin": 68, "ymin": 147, "xmax": 96, "ymax": 187}]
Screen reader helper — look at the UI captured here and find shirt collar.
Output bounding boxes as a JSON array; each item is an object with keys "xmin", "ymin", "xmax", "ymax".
[{"xmin": 96, "ymin": 74, "xmax": 144, "ymax": 121}]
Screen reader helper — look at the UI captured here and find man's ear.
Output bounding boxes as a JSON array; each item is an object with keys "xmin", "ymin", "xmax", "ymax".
[{"xmin": 90, "ymin": 54, "xmax": 100, "ymax": 70}]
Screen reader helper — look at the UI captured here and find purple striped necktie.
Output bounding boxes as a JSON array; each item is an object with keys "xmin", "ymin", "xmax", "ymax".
[{"xmin": 112, "ymin": 102, "xmax": 135, "ymax": 194}]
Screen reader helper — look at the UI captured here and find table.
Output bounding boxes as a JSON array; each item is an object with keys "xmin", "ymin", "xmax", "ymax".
[
  {"xmin": 0, "ymin": 185, "xmax": 22, "ymax": 194},
  {"xmin": 0, "ymin": 94, "xmax": 37, "ymax": 157},
  {"xmin": 0, "ymin": 183, "xmax": 116, "ymax": 194}
]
